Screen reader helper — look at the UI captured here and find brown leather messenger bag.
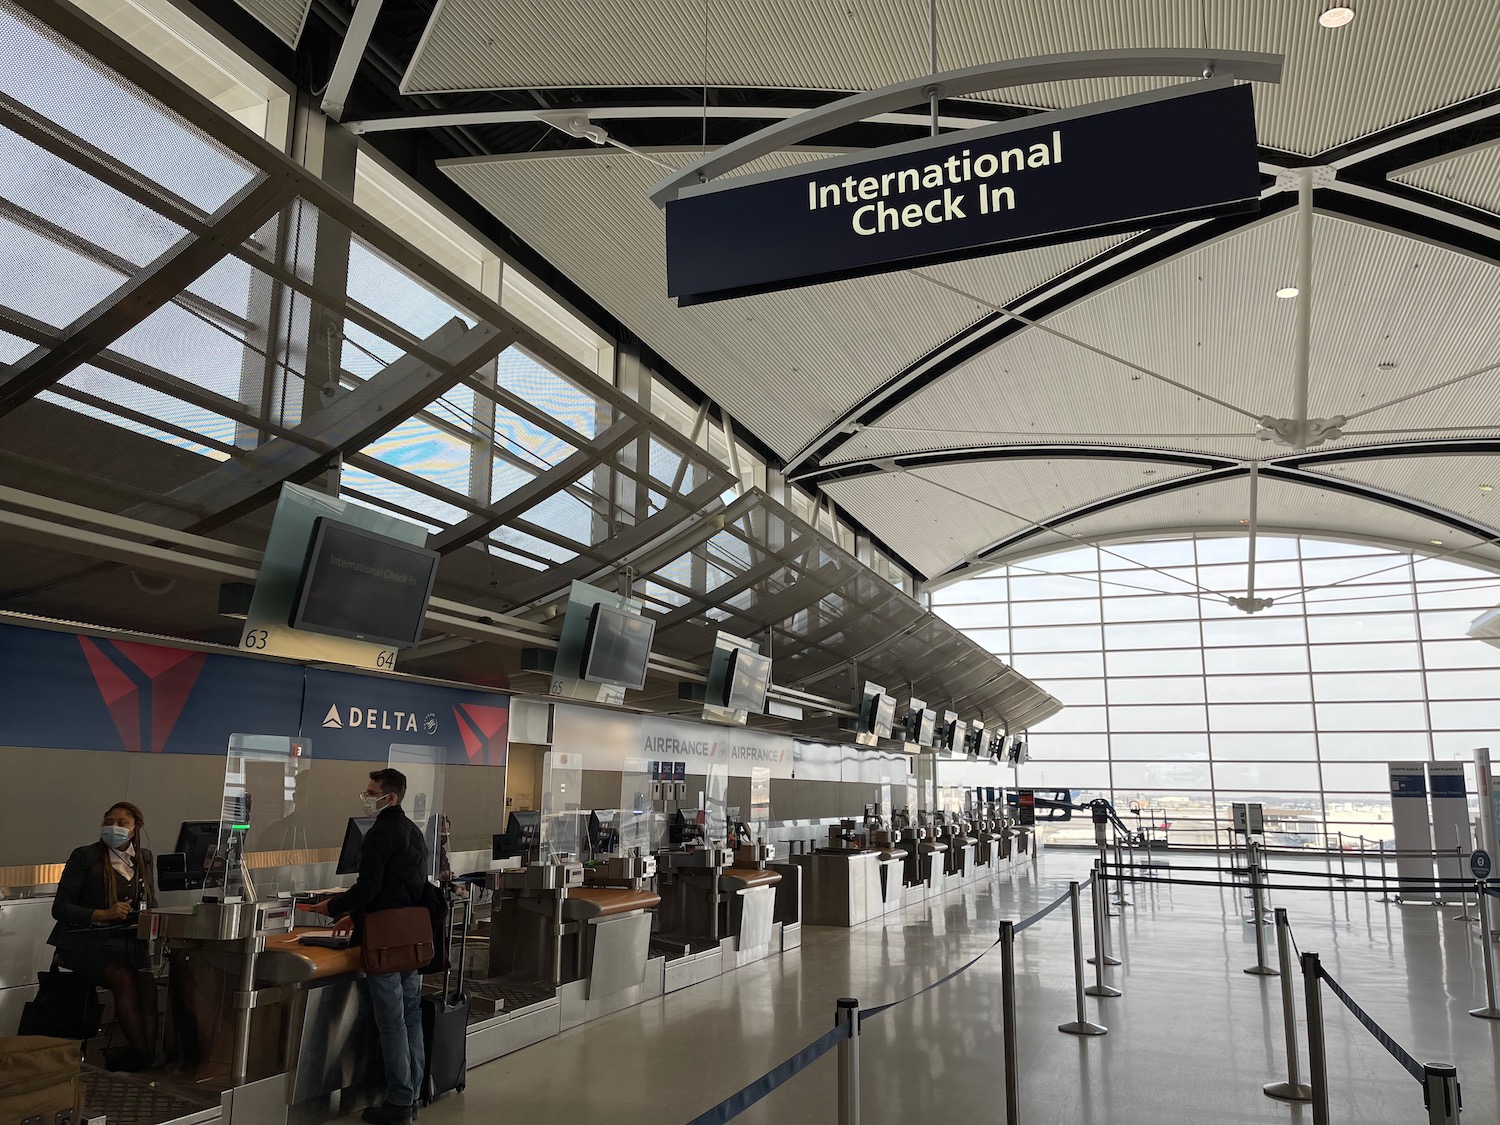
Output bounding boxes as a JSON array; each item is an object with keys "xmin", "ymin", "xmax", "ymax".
[{"xmin": 360, "ymin": 906, "xmax": 434, "ymax": 975}]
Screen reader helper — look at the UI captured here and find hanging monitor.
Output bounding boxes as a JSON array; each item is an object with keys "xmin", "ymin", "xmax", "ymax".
[
  {"xmin": 579, "ymin": 603, "xmax": 656, "ymax": 691},
  {"xmin": 289, "ymin": 517, "xmax": 440, "ymax": 649},
  {"xmin": 1008, "ymin": 736, "xmax": 1029, "ymax": 766},
  {"xmin": 722, "ymin": 647, "xmax": 773, "ymax": 713},
  {"xmin": 917, "ymin": 708, "xmax": 937, "ymax": 747},
  {"xmin": 970, "ymin": 725, "xmax": 992, "ymax": 758},
  {"xmin": 864, "ymin": 692, "xmax": 896, "ymax": 739}
]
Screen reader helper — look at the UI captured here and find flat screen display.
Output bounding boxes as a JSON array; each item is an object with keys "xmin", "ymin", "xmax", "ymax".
[
  {"xmin": 865, "ymin": 692, "xmax": 896, "ymax": 739},
  {"xmin": 916, "ymin": 709, "xmax": 937, "ymax": 746},
  {"xmin": 580, "ymin": 603, "xmax": 656, "ymax": 691},
  {"xmin": 971, "ymin": 728, "xmax": 991, "ymax": 757},
  {"xmin": 723, "ymin": 648, "xmax": 772, "ymax": 712},
  {"xmin": 290, "ymin": 518, "xmax": 440, "ymax": 649}
]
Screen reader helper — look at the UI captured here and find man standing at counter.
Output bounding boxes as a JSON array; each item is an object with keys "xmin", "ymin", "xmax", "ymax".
[{"xmin": 303, "ymin": 769, "xmax": 428, "ymax": 1124}]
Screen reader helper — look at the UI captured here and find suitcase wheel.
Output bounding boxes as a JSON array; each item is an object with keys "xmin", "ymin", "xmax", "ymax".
[{"xmin": 456, "ymin": 1080, "xmax": 465, "ymax": 1093}]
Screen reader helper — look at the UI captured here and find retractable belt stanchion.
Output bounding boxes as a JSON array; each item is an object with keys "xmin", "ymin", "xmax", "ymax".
[
  {"xmin": 999, "ymin": 921, "xmax": 1020, "ymax": 1125},
  {"xmin": 1059, "ymin": 881, "xmax": 1107, "ymax": 1037},
  {"xmin": 1336, "ymin": 831, "xmax": 1349, "ymax": 882},
  {"xmin": 1085, "ymin": 859, "xmax": 1120, "ymax": 969},
  {"xmin": 1112, "ymin": 839, "xmax": 1131, "ymax": 908},
  {"xmin": 1422, "ymin": 1064, "xmax": 1462, "ymax": 1125},
  {"xmin": 1086, "ymin": 863, "xmax": 1121, "ymax": 997},
  {"xmin": 1246, "ymin": 843, "xmax": 1278, "ymax": 976},
  {"xmin": 836, "ymin": 997, "xmax": 860, "ymax": 1125},
  {"xmin": 1302, "ymin": 951, "xmax": 1331, "ymax": 1125},
  {"xmin": 1379, "ymin": 839, "xmax": 1394, "ymax": 904},
  {"xmin": 1264, "ymin": 908, "xmax": 1312, "ymax": 1102},
  {"xmin": 1470, "ymin": 878, "xmax": 1500, "ymax": 1020}
]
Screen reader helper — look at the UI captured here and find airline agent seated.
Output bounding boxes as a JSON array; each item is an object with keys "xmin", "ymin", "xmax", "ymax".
[{"xmin": 48, "ymin": 801, "xmax": 159, "ymax": 1071}]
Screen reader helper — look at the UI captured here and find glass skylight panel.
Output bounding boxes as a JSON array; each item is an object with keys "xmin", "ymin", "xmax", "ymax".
[{"xmin": 0, "ymin": 4, "xmax": 255, "ymax": 213}]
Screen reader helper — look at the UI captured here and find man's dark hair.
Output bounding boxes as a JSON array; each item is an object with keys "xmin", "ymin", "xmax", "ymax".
[{"xmin": 369, "ymin": 768, "xmax": 407, "ymax": 800}]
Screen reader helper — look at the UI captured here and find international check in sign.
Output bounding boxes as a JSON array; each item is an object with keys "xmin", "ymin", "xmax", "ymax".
[{"xmin": 665, "ymin": 81, "xmax": 1261, "ymax": 305}]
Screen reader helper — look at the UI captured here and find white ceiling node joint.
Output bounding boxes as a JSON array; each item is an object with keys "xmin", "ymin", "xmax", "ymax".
[
  {"xmin": 1254, "ymin": 415, "xmax": 1348, "ymax": 449},
  {"xmin": 1274, "ymin": 166, "xmax": 1338, "ymax": 191},
  {"xmin": 1227, "ymin": 595, "xmax": 1275, "ymax": 614}
]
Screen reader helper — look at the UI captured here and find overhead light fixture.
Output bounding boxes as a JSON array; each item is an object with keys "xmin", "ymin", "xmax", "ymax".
[
  {"xmin": 1430, "ymin": 539, "xmax": 1443, "ymax": 546},
  {"xmin": 1276, "ymin": 287, "xmax": 1299, "ymax": 298},
  {"xmin": 1319, "ymin": 7, "xmax": 1355, "ymax": 28},
  {"xmin": 1480, "ymin": 484, "xmax": 1493, "ymax": 493},
  {"xmin": 1377, "ymin": 361, "xmax": 1397, "ymax": 370}
]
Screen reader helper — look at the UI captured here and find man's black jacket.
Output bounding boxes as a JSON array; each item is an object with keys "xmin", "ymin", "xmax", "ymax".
[{"xmin": 328, "ymin": 805, "xmax": 428, "ymax": 936}]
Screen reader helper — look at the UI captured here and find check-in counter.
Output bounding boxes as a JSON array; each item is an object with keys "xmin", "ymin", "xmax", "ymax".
[
  {"xmin": 720, "ymin": 866, "xmax": 781, "ymax": 965},
  {"xmin": 768, "ymin": 862, "xmax": 802, "ymax": 950},
  {"xmin": 791, "ymin": 849, "xmax": 884, "ymax": 927},
  {"xmin": 900, "ymin": 829, "xmax": 947, "ymax": 899},
  {"xmin": 876, "ymin": 848, "xmax": 908, "ymax": 914},
  {"xmin": 0, "ymin": 897, "xmax": 56, "ymax": 1037},
  {"xmin": 145, "ymin": 901, "xmax": 380, "ymax": 1119}
]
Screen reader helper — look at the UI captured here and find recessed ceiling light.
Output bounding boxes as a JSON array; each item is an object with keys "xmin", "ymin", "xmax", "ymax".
[
  {"xmin": 1319, "ymin": 7, "xmax": 1355, "ymax": 28},
  {"xmin": 1276, "ymin": 287, "xmax": 1299, "ymax": 298},
  {"xmin": 1480, "ymin": 484, "xmax": 1494, "ymax": 493},
  {"xmin": 1377, "ymin": 361, "xmax": 1397, "ymax": 370},
  {"xmin": 1430, "ymin": 539, "xmax": 1443, "ymax": 546}
]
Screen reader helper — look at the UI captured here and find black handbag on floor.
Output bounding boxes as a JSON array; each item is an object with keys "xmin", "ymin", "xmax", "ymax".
[{"xmin": 17, "ymin": 967, "xmax": 103, "ymax": 1042}]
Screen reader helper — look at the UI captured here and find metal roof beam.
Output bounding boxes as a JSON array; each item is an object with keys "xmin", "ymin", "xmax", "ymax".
[
  {"xmin": 648, "ymin": 49, "xmax": 1283, "ymax": 205},
  {"xmin": 0, "ymin": 174, "xmax": 296, "ymax": 418}
]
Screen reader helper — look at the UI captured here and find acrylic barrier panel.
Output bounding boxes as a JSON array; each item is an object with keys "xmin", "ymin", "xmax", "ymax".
[
  {"xmin": 216, "ymin": 734, "xmax": 311, "ymax": 900},
  {"xmin": 389, "ymin": 744, "xmax": 445, "ymax": 880},
  {"xmin": 748, "ymin": 766, "xmax": 772, "ymax": 841},
  {"xmin": 619, "ymin": 757, "xmax": 664, "ymax": 855},
  {"xmin": 704, "ymin": 763, "xmax": 730, "ymax": 846},
  {"xmin": 541, "ymin": 751, "xmax": 584, "ymax": 863},
  {"xmin": 880, "ymin": 780, "xmax": 893, "ymax": 823}
]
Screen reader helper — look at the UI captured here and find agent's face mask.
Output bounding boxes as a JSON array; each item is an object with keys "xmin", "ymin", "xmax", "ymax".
[{"xmin": 100, "ymin": 825, "xmax": 131, "ymax": 850}]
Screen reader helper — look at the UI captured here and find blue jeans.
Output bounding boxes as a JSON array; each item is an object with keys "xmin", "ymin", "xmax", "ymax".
[{"xmin": 366, "ymin": 969, "xmax": 424, "ymax": 1108}]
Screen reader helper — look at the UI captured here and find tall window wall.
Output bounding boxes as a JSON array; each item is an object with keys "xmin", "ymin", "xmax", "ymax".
[{"xmin": 931, "ymin": 534, "xmax": 1500, "ymax": 847}]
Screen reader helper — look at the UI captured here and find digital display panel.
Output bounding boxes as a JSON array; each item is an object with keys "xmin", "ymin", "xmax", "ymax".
[
  {"xmin": 289, "ymin": 518, "xmax": 440, "ymax": 649},
  {"xmin": 580, "ymin": 603, "xmax": 656, "ymax": 691}
]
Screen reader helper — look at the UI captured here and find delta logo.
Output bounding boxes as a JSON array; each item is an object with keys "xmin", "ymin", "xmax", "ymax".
[
  {"xmin": 320, "ymin": 704, "xmax": 438, "ymax": 734},
  {"xmin": 78, "ymin": 636, "xmax": 207, "ymax": 754}
]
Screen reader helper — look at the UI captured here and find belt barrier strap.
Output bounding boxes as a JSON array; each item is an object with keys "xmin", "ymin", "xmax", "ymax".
[
  {"xmin": 862, "ymin": 880, "xmax": 1081, "ymax": 1020},
  {"xmin": 684, "ymin": 1022, "xmax": 849, "ymax": 1125},
  {"xmin": 1317, "ymin": 967, "xmax": 1424, "ymax": 1084}
]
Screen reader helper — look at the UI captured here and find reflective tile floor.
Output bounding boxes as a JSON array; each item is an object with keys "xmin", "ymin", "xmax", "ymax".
[{"xmin": 421, "ymin": 851, "xmax": 1500, "ymax": 1123}]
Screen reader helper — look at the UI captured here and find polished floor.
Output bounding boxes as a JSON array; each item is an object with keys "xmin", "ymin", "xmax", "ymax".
[{"xmin": 421, "ymin": 851, "xmax": 1500, "ymax": 1123}]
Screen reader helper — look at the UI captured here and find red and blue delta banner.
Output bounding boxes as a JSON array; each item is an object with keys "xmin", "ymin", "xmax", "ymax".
[{"xmin": 0, "ymin": 623, "xmax": 508, "ymax": 766}]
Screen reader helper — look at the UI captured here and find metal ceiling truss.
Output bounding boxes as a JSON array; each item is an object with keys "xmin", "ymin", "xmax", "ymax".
[
  {"xmin": 789, "ymin": 95, "xmax": 1500, "ymax": 479},
  {"xmin": 936, "ymin": 439, "xmax": 1500, "ymax": 581}
]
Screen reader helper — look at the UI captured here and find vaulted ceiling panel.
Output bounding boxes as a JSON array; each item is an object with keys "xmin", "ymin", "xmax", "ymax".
[
  {"xmin": 443, "ymin": 148, "xmax": 1126, "ymax": 457},
  {"xmin": 405, "ymin": 0, "xmax": 1500, "ymax": 155},
  {"xmin": 840, "ymin": 210, "xmax": 1500, "ymax": 468},
  {"xmin": 1394, "ymin": 143, "xmax": 1500, "ymax": 218},
  {"xmin": 821, "ymin": 456, "xmax": 1206, "ymax": 577},
  {"xmin": 999, "ymin": 473, "xmax": 1500, "ymax": 572}
]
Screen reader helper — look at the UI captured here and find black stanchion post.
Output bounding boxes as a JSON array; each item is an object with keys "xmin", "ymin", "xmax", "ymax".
[
  {"xmin": 1422, "ymin": 1063, "xmax": 1461, "ymax": 1125},
  {"xmin": 1471, "ymin": 877, "xmax": 1500, "ymax": 1020},
  {"xmin": 1302, "ymin": 952, "xmax": 1330, "ymax": 1125},
  {"xmin": 1059, "ymin": 881, "xmax": 1107, "ymax": 1037},
  {"xmin": 1378, "ymin": 839, "xmax": 1394, "ymax": 904},
  {"xmin": 1264, "ymin": 909, "xmax": 1311, "ymax": 1102},
  {"xmin": 836, "ymin": 997, "xmax": 860, "ymax": 1125},
  {"xmin": 999, "ymin": 921, "xmax": 1020, "ymax": 1125},
  {"xmin": 1336, "ymin": 831, "xmax": 1349, "ymax": 882}
]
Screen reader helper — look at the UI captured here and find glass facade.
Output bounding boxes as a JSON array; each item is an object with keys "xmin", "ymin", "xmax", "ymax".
[{"xmin": 931, "ymin": 535, "xmax": 1500, "ymax": 847}]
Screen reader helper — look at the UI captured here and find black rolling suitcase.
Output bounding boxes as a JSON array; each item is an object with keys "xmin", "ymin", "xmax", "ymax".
[{"xmin": 420, "ymin": 890, "xmax": 468, "ymax": 1105}]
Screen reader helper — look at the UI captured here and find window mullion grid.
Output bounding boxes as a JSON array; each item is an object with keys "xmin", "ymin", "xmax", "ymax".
[
  {"xmin": 1302, "ymin": 541, "xmax": 1331, "ymax": 851},
  {"xmin": 1194, "ymin": 535, "xmax": 1218, "ymax": 849}
]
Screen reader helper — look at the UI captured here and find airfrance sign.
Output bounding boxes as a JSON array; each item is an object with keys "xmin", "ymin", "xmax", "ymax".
[{"xmin": 665, "ymin": 80, "xmax": 1260, "ymax": 304}]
